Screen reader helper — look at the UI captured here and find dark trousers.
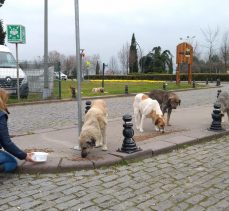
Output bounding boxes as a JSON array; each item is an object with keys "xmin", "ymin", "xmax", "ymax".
[{"xmin": 0, "ymin": 150, "xmax": 17, "ymax": 172}]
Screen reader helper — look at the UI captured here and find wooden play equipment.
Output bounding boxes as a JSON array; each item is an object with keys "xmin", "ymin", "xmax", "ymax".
[{"xmin": 176, "ymin": 42, "xmax": 193, "ymax": 84}]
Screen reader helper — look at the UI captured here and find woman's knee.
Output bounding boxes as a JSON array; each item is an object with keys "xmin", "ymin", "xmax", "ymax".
[{"xmin": 3, "ymin": 161, "xmax": 17, "ymax": 172}]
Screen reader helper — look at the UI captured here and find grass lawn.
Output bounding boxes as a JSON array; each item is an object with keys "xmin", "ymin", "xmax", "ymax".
[{"xmin": 8, "ymin": 79, "xmax": 204, "ymax": 104}]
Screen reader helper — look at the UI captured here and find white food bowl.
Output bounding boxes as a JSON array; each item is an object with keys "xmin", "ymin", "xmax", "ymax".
[{"xmin": 32, "ymin": 152, "xmax": 48, "ymax": 162}]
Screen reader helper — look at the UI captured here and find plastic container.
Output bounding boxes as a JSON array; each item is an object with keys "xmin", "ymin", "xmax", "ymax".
[{"xmin": 32, "ymin": 152, "xmax": 48, "ymax": 162}]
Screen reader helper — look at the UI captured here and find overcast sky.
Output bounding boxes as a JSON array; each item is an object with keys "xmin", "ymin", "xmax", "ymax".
[{"xmin": 1, "ymin": 0, "xmax": 229, "ymax": 64}]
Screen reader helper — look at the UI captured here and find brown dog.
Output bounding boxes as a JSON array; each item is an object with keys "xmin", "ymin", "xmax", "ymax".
[{"xmin": 148, "ymin": 90, "xmax": 181, "ymax": 126}]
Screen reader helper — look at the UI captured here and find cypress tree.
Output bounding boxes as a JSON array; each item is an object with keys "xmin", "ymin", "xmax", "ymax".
[
  {"xmin": 129, "ymin": 33, "xmax": 138, "ymax": 73},
  {"xmin": 0, "ymin": 19, "xmax": 6, "ymax": 45},
  {"xmin": 96, "ymin": 61, "xmax": 100, "ymax": 75}
]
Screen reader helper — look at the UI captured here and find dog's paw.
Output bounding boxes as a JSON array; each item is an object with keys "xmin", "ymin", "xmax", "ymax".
[
  {"xmin": 140, "ymin": 128, "xmax": 144, "ymax": 133},
  {"xmin": 102, "ymin": 146, "xmax": 108, "ymax": 151},
  {"xmin": 155, "ymin": 127, "xmax": 159, "ymax": 132},
  {"xmin": 95, "ymin": 144, "xmax": 102, "ymax": 148}
]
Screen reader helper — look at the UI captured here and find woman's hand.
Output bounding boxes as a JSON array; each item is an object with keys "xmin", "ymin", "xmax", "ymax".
[{"xmin": 25, "ymin": 152, "xmax": 35, "ymax": 162}]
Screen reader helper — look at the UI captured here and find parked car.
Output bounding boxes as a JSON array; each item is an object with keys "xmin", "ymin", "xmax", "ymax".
[
  {"xmin": 54, "ymin": 72, "xmax": 68, "ymax": 80},
  {"xmin": 0, "ymin": 45, "xmax": 29, "ymax": 98}
]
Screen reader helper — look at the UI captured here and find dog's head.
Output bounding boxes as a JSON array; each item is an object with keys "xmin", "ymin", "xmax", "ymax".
[
  {"xmin": 168, "ymin": 95, "xmax": 181, "ymax": 109},
  {"xmin": 80, "ymin": 138, "xmax": 96, "ymax": 158},
  {"xmin": 155, "ymin": 116, "xmax": 166, "ymax": 133}
]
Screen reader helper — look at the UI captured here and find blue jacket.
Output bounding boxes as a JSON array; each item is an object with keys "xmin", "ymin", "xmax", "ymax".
[{"xmin": 0, "ymin": 111, "xmax": 27, "ymax": 160}]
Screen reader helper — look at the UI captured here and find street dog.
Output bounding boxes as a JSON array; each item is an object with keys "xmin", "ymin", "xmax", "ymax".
[
  {"xmin": 217, "ymin": 91, "xmax": 229, "ymax": 123},
  {"xmin": 79, "ymin": 99, "xmax": 108, "ymax": 158},
  {"xmin": 92, "ymin": 87, "xmax": 104, "ymax": 93},
  {"xmin": 133, "ymin": 93, "xmax": 165, "ymax": 133},
  {"xmin": 148, "ymin": 90, "xmax": 181, "ymax": 126}
]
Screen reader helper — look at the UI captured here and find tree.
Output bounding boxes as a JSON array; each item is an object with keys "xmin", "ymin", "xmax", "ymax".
[
  {"xmin": 143, "ymin": 46, "xmax": 173, "ymax": 73},
  {"xmin": 201, "ymin": 26, "xmax": 219, "ymax": 73},
  {"xmin": 118, "ymin": 42, "xmax": 129, "ymax": 75},
  {"xmin": 220, "ymin": 31, "xmax": 229, "ymax": 72},
  {"xmin": 0, "ymin": 0, "xmax": 5, "ymax": 7},
  {"xmin": 95, "ymin": 61, "xmax": 100, "ymax": 75},
  {"xmin": 108, "ymin": 56, "xmax": 119, "ymax": 74},
  {"xmin": 129, "ymin": 33, "xmax": 138, "ymax": 73},
  {"xmin": 0, "ymin": 19, "xmax": 6, "ymax": 45}
]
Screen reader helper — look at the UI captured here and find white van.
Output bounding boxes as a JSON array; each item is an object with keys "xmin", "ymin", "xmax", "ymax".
[{"xmin": 0, "ymin": 45, "xmax": 29, "ymax": 98}]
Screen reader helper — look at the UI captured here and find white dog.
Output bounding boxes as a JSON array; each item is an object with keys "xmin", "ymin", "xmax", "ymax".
[
  {"xmin": 133, "ymin": 93, "xmax": 165, "ymax": 133},
  {"xmin": 217, "ymin": 91, "xmax": 229, "ymax": 123},
  {"xmin": 92, "ymin": 87, "xmax": 104, "ymax": 93},
  {"xmin": 79, "ymin": 99, "xmax": 108, "ymax": 158}
]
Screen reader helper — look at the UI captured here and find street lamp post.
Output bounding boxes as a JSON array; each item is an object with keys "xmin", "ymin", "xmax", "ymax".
[
  {"xmin": 74, "ymin": 0, "xmax": 82, "ymax": 134},
  {"xmin": 43, "ymin": 0, "xmax": 50, "ymax": 99},
  {"xmin": 180, "ymin": 35, "xmax": 195, "ymax": 45},
  {"xmin": 136, "ymin": 41, "xmax": 143, "ymax": 72},
  {"xmin": 102, "ymin": 63, "xmax": 108, "ymax": 88},
  {"xmin": 80, "ymin": 49, "xmax": 85, "ymax": 81}
]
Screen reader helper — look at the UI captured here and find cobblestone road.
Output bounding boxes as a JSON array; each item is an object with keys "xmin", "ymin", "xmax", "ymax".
[
  {"xmin": 1, "ymin": 83, "xmax": 229, "ymax": 210},
  {"xmin": 8, "ymin": 84, "xmax": 226, "ymax": 134},
  {"xmin": 1, "ymin": 136, "xmax": 229, "ymax": 210}
]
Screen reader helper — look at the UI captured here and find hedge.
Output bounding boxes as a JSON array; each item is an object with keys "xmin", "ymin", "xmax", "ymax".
[{"xmin": 85, "ymin": 73, "xmax": 229, "ymax": 81}]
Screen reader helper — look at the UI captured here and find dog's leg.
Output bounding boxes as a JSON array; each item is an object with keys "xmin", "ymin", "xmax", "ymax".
[
  {"xmin": 134, "ymin": 108, "xmax": 140, "ymax": 130},
  {"xmin": 95, "ymin": 134, "xmax": 102, "ymax": 147},
  {"xmin": 227, "ymin": 111, "xmax": 229, "ymax": 122},
  {"xmin": 140, "ymin": 115, "xmax": 145, "ymax": 132},
  {"xmin": 167, "ymin": 108, "xmax": 172, "ymax": 126},
  {"xmin": 221, "ymin": 113, "xmax": 225, "ymax": 123},
  {"xmin": 101, "ymin": 127, "xmax": 107, "ymax": 151}
]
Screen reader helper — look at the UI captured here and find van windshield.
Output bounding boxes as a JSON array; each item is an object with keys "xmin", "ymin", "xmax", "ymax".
[{"xmin": 0, "ymin": 52, "xmax": 17, "ymax": 68}]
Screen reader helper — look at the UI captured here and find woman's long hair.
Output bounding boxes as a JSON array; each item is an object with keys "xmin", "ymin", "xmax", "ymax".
[{"xmin": 0, "ymin": 89, "xmax": 10, "ymax": 114}]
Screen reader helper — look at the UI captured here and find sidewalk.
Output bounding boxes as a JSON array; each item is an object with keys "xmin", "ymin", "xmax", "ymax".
[{"xmin": 13, "ymin": 104, "xmax": 229, "ymax": 174}]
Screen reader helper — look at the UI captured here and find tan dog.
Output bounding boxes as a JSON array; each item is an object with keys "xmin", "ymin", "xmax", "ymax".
[
  {"xmin": 133, "ymin": 93, "xmax": 165, "ymax": 133},
  {"xmin": 92, "ymin": 87, "xmax": 104, "ymax": 93},
  {"xmin": 148, "ymin": 90, "xmax": 181, "ymax": 126},
  {"xmin": 79, "ymin": 99, "xmax": 108, "ymax": 158}
]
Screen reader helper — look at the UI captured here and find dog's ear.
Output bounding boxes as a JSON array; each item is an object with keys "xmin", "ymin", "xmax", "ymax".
[
  {"xmin": 167, "ymin": 97, "xmax": 172, "ymax": 106},
  {"xmin": 155, "ymin": 118, "xmax": 159, "ymax": 126}
]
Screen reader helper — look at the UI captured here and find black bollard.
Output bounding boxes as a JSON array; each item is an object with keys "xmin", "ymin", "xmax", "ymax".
[
  {"xmin": 217, "ymin": 89, "xmax": 221, "ymax": 98},
  {"xmin": 70, "ymin": 86, "xmax": 76, "ymax": 98},
  {"xmin": 163, "ymin": 82, "xmax": 167, "ymax": 90},
  {"xmin": 192, "ymin": 80, "xmax": 196, "ymax": 88},
  {"xmin": 117, "ymin": 114, "xmax": 142, "ymax": 154},
  {"xmin": 216, "ymin": 78, "xmax": 221, "ymax": 86},
  {"xmin": 208, "ymin": 102, "xmax": 224, "ymax": 131},
  {"xmin": 124, "ymin": 85, "xmax": 128, "ymax": 94},
  {"xmin": 206, "ymin": 78, "xmax": 208, "ymax": 85},
  {"xmin": 85, "ymin": 101, "xmax": 91, "ymax": 114}
]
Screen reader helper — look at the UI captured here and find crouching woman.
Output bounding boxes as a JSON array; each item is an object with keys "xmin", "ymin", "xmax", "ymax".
[{"xmin": 0, "ymin": 89, "xmax": 34, "ymax": 173}]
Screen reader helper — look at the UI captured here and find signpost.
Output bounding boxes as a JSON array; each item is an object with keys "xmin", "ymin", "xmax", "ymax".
[{"xmin": 7, "ymin": 25, "xmax": 26, "ymax": 100}]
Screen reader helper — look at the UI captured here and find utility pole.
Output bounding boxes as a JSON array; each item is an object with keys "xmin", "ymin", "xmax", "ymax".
[
  {"xmin": 74, "ymin": 0, "xmax": 82, "ymax": 134},
  {"xmin": 43, "ymin": 0, "xmax": 50, "ymax": 99}
]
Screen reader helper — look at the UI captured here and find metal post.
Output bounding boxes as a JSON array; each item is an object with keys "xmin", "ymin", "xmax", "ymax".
[
  {"xmin": 102, "ymin": 63, "xmax": 105, "ymax": 88},
  {"xmin": 15, "ymin": 43, "xmax": 20, "ymax": 100},
  {"xmin": 57, "ymin": 62, "xmax": 61, "ymax": 99},
  {"xmin": 74, "ymin": 0, "xmax": 82, "ymax": 134},
  {"xmin": 43, "ymin": 0, "xmax": 50, "ymax": 99}
]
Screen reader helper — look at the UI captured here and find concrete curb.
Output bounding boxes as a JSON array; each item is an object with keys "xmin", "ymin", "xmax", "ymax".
[{"xmin": 15, "ymin": 129, "xmax": 229, "ymax": 174}]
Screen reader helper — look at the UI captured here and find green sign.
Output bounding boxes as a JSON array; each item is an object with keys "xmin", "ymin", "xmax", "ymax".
[{"xmin": 7, "ymin": 25, "xmax": 26, "ymax": 44}]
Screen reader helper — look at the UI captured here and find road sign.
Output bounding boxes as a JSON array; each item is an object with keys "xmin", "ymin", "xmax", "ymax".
[{"xmin": 7, "ymin": 25, "xmax": 26, "ymax": 44}]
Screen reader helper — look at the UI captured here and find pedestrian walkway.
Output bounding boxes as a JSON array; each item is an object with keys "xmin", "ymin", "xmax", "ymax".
[{"xmin": 13, "ymin": 103, "xmax": 229, "ymax": 174}]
